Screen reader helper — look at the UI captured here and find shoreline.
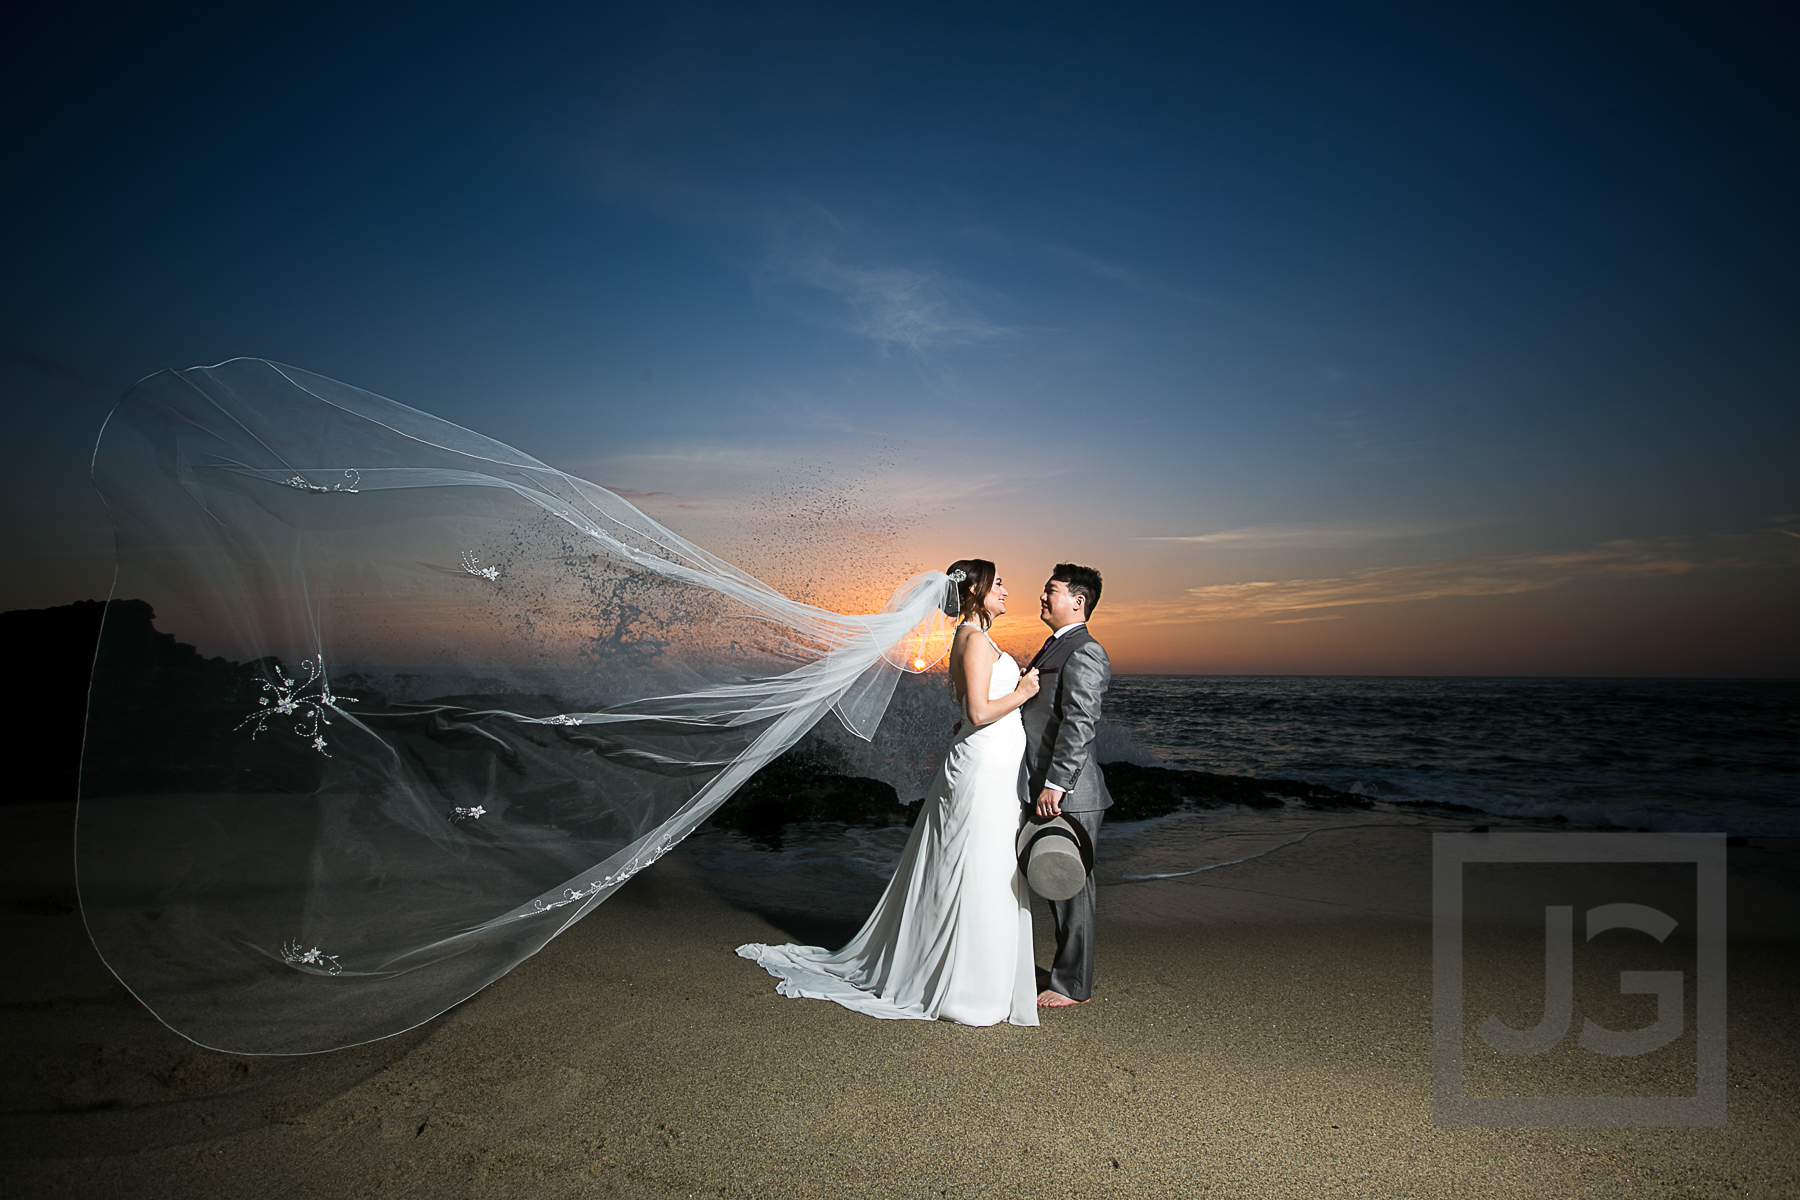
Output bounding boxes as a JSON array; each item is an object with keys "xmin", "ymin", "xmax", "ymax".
[{"xmin": 4, "ymin": 803, "xmax": 1797, "ymax": 1198}]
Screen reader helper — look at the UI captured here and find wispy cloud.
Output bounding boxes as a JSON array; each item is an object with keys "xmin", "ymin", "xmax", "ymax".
[
  {"xmin": 1136, "ymin": 521, "xmax": 1459, "ymax": 549},
  {"xmin": 595, "ymin": 169, "xmax": 1011, "ymax": 356},
  {"xmin": 1046, "ymin": 246, "xmax": 1218, "ymax": 307},
  {"xmin": 1316, "ymin": 410, "xmax": 1427, "ymax": 465},
  {"xmin": 1109, "ymin": 527, "xmax": 1800, "ymax": 626},
  {"xmin": 765, "ymin": 246, "xmax": 1010, "ymax": 352}
]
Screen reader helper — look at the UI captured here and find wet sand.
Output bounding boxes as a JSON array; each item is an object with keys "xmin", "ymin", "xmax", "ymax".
[{"xmin": 3, "ymin": 803, "xmax": 1797, "ymax": 1199}]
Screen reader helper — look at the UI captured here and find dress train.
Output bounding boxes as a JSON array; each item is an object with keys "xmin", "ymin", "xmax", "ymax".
[{"xmin": 738, "ymin": 638, "xmax": 1037, "ymax": 1027}]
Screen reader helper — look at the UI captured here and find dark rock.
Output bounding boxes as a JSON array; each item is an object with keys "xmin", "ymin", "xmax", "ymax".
[
  {"xmin": 2, "ymin": 600, "xmax": 108, "ymax": 805},
  {"xmin": 5, "ymin": 895, "xmax": 79, "ymax": 916},
  {"xmin": 1097, "ymin": 760, "xmax": 1374, "ymax": 822},
  {"xmin": 1405, "ymin": 799, "xmax": 1485, "ymax": 815},
  {"xmin": 709, "ymin": 755, "xmax": 1383, "ymax": 845},
  {"xmin": 5, "ymin": 598, "xmax": 367, "ymax": 801},
  {"xmin": 76, "ymin": 600, "xmax": 328, "ymax": 796},
  {"xmin": 710, "ymin": 745, "xmax": 916, "ymax": 849},
  {"xmin": 23, "ymin": 600, "xmax": 1384, "ymax": 840}
]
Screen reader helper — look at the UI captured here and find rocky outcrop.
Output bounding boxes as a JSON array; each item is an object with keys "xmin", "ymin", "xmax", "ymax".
[{"xmin": 1097, "ymin": 760, "xmax": 1375, "ymax": 821}]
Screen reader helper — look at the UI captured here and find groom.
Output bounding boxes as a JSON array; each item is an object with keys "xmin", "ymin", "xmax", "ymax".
[{"xmin": 1020, "ymin": 563, "xmax": 1111, "ymax": 1008}]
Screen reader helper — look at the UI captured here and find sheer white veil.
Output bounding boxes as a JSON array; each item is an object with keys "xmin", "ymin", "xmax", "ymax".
[{"xmin": 78, "ymin": 358, "xmax": 958, "ymax": 1054}]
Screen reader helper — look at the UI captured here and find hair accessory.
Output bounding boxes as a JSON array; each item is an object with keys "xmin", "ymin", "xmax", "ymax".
[{"xmin": 948, "ymin": 569, "xmax": 967, "ymax": 584}]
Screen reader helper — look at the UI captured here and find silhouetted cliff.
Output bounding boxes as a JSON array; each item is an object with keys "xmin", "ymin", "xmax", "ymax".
[
  {"xmin": 2, "ymin": 599, "xmax": 322, "ymax": 800},
  {"xmin": 6, "ymin": 600, "xmax": 1382, "ymax": 823},
  {"xmin": 2, "ymin": 600, "xmax": 109, "ymax": 804}
]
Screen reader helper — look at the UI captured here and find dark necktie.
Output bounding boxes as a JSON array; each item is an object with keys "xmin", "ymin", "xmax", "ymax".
[{"xmin": 1028, "ymin": 633, "xmax": 1058, "ymax": 669}]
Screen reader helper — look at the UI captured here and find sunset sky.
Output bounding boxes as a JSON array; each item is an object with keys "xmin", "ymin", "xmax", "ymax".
[{"xmin": 4, "ymin": 4, "xmax": 1796, "ymax": 674}]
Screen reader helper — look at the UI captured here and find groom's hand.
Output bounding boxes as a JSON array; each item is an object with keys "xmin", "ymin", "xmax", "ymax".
[{"xmin": 1034, "ymin": 788, "xmax": 1063, "ymax": 819}]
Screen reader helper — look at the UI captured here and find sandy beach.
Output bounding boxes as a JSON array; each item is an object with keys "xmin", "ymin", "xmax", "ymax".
[{"xmin": 3, "ymin": 802, "xmax": 1797, "ymax": 1199}]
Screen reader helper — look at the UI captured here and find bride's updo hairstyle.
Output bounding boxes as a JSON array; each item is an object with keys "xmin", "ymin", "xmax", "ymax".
[{"xmin": 945, "ymin": 558, "xmax": 997, "ymax": 630}]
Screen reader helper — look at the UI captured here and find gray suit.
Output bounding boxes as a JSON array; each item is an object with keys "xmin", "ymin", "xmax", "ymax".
[{"xmin": 1020, "ymin": 624, "xmax": 1111, "ymax": 1001}]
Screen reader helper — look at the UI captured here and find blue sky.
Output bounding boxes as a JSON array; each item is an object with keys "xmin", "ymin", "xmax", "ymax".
[{"xmin": 4, "ymin": 2, "xmax": 1796, "ymax": 672}]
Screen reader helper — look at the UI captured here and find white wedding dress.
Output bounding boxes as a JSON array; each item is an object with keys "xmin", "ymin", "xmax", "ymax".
[{"xmin": 738, "ymin": 631, "xmax": 1038, "ymax": 1027}]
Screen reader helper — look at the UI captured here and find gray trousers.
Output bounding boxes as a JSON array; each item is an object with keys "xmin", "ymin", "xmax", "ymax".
[{"xmin": 1043, "ymin": 807, "xmax": 1104, "ymax": 1002}]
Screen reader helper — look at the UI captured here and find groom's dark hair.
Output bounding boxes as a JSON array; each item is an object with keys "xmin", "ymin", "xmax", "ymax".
[{"xmin": 1051, "ymin": 563, "xmax": 1102, "ymax": 616}]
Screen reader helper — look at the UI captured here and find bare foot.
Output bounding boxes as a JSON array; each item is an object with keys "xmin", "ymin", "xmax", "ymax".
[{"xmin": 1037, "ymin": 988, "xmax": 1087, "ymax": 1008}]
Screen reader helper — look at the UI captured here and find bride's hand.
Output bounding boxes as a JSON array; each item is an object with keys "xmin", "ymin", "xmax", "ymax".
[{"xmin": 1016, "ymin": 668, "xmax": 1040, "ymax": 698}]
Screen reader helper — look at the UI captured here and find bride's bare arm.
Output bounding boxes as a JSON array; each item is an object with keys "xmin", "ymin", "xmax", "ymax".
[{"xmin": 953, "ymin": 625, "xmax": 1040, "ymax": 726}]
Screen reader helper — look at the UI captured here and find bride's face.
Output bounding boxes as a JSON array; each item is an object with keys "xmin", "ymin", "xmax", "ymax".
[{"xmin": 983, "ymin": 577, "xmax": 1009, "ymax": 620}]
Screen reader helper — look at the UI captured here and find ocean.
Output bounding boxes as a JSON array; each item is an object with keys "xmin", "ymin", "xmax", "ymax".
[
  {"xmin": 683, "ymin": 675, "xmax": 1798, "ymax": 917},
  {"xmin": 1105, "ymin": 676, "xmax": 1799, "ymax": 837}
]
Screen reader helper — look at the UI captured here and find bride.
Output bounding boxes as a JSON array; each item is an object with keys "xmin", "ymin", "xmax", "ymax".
[{"xmin": 737, "ymin": 559, "xmax": 1043, "ymax": 1026}]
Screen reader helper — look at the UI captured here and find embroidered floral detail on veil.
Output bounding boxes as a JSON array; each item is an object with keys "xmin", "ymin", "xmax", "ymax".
[
  {"xmin": 460, "ymin": 550, "xmax": 500, "ymax": 580},
  {"xmin": 236, "ymin": 655, "xmax": 355, "ymax": 756},
  {"xmin": 281, "ymin": 941, "xmax": 344, "ymax": 975},
  {"xmin": 279, "ymin": 469, "xmax": 361, "ymax": 493}
]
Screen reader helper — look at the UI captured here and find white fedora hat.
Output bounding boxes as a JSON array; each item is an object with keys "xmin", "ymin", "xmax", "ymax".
[{"xmin": 1015, "ymin": 814, "xmax": 1094, "ymax": 902}]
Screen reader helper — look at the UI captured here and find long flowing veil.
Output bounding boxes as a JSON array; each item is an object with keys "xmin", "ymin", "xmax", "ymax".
[{"xmin": 77, "ymin": 358, "xmax": 958, "ymax": 1054}]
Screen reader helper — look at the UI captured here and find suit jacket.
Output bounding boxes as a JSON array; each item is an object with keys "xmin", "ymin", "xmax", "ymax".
[{"xmin": 1019, "ymin": 625, "xmax": 1112, "ymax": 813}]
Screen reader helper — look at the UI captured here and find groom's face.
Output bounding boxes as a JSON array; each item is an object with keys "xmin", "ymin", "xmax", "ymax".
[{"xmin": 1040, "ymin": 579, "xmax": 1085, "ymax": 630}]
